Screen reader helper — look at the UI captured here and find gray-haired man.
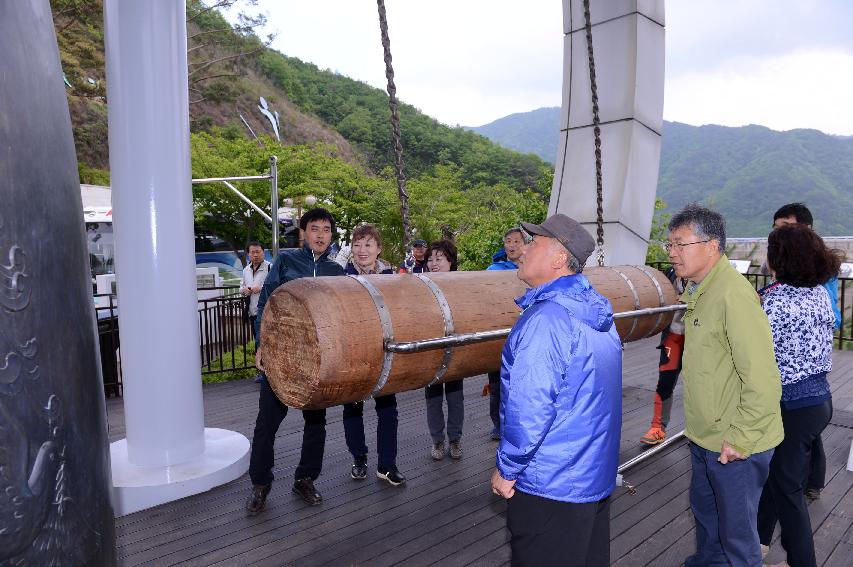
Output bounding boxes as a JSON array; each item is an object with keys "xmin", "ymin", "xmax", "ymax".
[{"xmin": 668, "ymin": 204, "xmax": 783, "ymax": 567}]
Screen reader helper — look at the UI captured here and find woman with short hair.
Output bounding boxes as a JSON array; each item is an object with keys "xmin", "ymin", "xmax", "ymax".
[
  {"xmin": 757, "ymin": 223, "xmax": 842, "ymax": 567},
  {"xmin": 342, "ymin": 224, "xmax": 405, "ymax": 485},
  {"xmin": 423, "ymin": 239, "xmax": 465, "ymax": 460}
]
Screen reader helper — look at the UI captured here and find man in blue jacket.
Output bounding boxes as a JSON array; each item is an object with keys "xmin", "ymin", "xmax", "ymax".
[
  {"xmin": 491, "ymin": 214, "xmax": 622, "ymax": 566},
  {"xmin": 484, "ymin": 227, "xmax": 527, "ymax": 440},
  {"xmin": 245, "ymin": 208, "xmax": 345, "ymax": 515}
]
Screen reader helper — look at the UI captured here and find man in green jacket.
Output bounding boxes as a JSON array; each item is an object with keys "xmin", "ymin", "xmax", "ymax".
[{"xmin": 667, "ymin": 204, "xmax": 783, "ymax": 567}]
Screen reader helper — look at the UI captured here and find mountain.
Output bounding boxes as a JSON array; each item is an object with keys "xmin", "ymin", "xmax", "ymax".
[
  {"xmin": 470, "ymin": 109, "xmax": 853, "ymax": 236},
  {"xmin": 468, "ymin": 107, "xmax": 561, "ymax": 163},
  {"xmin": 54, "ymin": 1, "xmax": 551, "ymax": 194}
]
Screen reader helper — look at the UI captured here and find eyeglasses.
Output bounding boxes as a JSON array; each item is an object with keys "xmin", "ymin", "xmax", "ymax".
[{"xmin": 663, "ymin": 239, "xmax": 710, "ymax": 252}]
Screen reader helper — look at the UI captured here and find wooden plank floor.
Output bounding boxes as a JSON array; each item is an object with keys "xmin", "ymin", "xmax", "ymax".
[{"xmin": 108, "ymin": 339, "xmax": 853, "ymax": 566}]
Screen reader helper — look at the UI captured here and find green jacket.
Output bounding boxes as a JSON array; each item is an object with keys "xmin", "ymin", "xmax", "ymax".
[{"xmin": 681, "ymin": 255, "xmax": 783, "ymax": 456}]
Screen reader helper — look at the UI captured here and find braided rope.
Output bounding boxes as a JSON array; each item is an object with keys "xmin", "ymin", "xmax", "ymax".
[
  {"xmin": 376, "ymin": 0, "xmax": 412, "ymax": 250},
  {"xmin": 583, "ymin": 0, "xmax": 605, "ymax": 266}
]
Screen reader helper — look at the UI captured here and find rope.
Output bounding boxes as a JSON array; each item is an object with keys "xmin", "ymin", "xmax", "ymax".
[
  {"xmin": 583, "ymin": 0, "xmax": 605, "ymax": 266},
  {"xmin": 376, "ymin": 0, "xmax": 412, "ymax": 251}
]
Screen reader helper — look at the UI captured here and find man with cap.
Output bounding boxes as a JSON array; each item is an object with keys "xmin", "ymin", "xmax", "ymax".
[
  {"xmin": 491, "ymin": 214, "xmax": 622, "ymax": 566},
  {"xmin": 399, "ymin": 239, "xmax": 429, "ymax": 273}
]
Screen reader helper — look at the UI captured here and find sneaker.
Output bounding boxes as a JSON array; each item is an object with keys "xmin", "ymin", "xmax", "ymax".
[
  {"xmin": 254, "ymin": 374, "xmax": 265, "ymax": 383},
  {"xmin": 431, "ymin": 441, "xmax": 445, "ymax": 460},
  {"xmin": 245, "ymin": 483, "xmax": 271, "ymax": 516},
  {"xmin": 377, "ymin": 465, "xmax": 406, "ymax": 486},
  {"xmin": 292, "ymin": 477, "xmax": 322, "ymax": 506},
  {"xmin": 804, "ymin": 487, "xmax": 821, "ymax": 502},
  {"xmin": 640, "ymin": 426, "xmax": 666, "ymax": 445},
  {"xmin": 351, "ymin": 456, "xmax": 368, "ymax": 480},
  {"xmin": 449, "ymin": 440, "xmax": 463, "ymax": 460},
  {"xmin": 490, "ymin": 427, "xmax": 501, "ymax": 441}
]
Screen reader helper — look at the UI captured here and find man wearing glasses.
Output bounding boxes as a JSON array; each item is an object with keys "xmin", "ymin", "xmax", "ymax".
[{"xmin": 667, "ymin": 204, "xmax": 783, "ymax": 567}]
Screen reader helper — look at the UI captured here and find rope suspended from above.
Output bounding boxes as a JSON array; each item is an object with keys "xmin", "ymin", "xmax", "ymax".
[
  {"xmin": 582, "ymin": 0, "xmax": 606, "ymax": 267},
  {"xmin": 376, "ymin": 0, "xmax": 413, "ymax": 251}
]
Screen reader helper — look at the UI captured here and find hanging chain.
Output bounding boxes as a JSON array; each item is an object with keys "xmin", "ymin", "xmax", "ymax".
[
  {"xmin": 376, "ymin": 0, "xmax": 412, "ymax": 251},
  {"xmin": 583, "ymin": 0, "xmax": 605, "ymax": 266}
]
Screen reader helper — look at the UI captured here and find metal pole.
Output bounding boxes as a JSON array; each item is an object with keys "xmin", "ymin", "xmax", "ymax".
[
  {"xmin": 617, "ymin": 430, "xmax": 686, "ymax": 474},
  {"xmin": 270, "ymin": 155, "xmax": 279, "ymax": 257},
  {"xmin": 191, "ymin": 174, "xmax": 270, "ymax": 183},
  {"xmin": 221, "ymin": 180, "xmax": 272, "ymax": 222},
  {"xmin": 385, "ymin": 304, "xmax": 687, "ymax": 354}
]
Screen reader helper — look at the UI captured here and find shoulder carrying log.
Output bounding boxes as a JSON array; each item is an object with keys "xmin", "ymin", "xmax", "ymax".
[{"xmin": 260, "ymin": 267, "xmax": 678, "ymax": 409}]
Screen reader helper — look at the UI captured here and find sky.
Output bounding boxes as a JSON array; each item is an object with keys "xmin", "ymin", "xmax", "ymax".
[{"xmin": 227, "ymin": 0, "xmax": 853, "ymax": 135}]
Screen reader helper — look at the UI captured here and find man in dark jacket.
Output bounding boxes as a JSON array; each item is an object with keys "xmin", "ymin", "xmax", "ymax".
[
  {"xmin": 491, "ymin": 214, "xmax": 622, "ymax": 566},
  {"xmin": 398, "ymin": 239, "xmax": 429, "ymax": 273},
  {"xmin": 245, "ymin": 208, "xmax": 345, "ymax": 515}
]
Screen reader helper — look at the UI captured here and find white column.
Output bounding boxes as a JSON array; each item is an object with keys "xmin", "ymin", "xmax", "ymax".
[
  {"xmin": 552, "ymin": 0, "xmax": 665, "ymax": 266},
  {"xmin": 104, "ymin": 0, "xmax": 248, "ymax": 516}
]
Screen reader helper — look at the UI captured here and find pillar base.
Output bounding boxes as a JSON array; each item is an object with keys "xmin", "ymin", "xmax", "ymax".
[
  {"xmin": 110, "ymin": 427, "xmax": 250, "ymax": 517},
  {"xmin": 847, "ymin": 438, "xmax": 853, "ymax": 472}
]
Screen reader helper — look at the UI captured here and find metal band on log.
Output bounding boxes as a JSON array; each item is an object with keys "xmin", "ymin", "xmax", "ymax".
[{"xmin": 260, "ymin": 267, "xmax": 678, "ymax": 409}]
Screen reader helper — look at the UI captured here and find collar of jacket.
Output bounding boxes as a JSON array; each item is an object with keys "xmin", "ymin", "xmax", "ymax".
[
  {"xmin": 682, "ymin": 254, "xmax": 730, "ymax": 306},
  {"xmin": 516, "ymin": 273, "xmax": 587, "ymax": 310},
  {"xmin": 301, "ymin": 243, "xmax": 332, "ymax": 262}
]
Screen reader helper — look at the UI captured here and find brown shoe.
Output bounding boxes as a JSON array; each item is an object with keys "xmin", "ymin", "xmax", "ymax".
[
  {"xmin": 292, "ymin": 477, "xmax": 322, "ymax": 506},
  {"xmin": 245, "ymin": 483, "xmax": 271, "ymax": 516}
]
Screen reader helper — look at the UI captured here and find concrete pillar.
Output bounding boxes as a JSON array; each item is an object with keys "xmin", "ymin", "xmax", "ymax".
[
  {"xmin": 104, "ymin": 0, "xmax": 249, "ymax": 516},
  {"xmin": 552, "ymin": 1, "xmax": 665, "ymax": 266}
]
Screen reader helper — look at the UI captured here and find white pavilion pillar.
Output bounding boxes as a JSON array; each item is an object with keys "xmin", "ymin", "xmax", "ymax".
[
  {"xmin": 552, "ymin": 1, "xmax": 665, "ymax": 266},
  {"xmin": 104, "ymin": 0, "xmax": 249, "ymax": 516}
]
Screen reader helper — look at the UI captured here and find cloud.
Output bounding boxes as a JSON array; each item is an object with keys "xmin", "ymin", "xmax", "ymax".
[
  {"xmin": 227, "ymin": 1, "xmax": 853, "ymax": 133},
  {"xmin": 665, "ymin": 49, "xmax": 853, "ymax": 135}
]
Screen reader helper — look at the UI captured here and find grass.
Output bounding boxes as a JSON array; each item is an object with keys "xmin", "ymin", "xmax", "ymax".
[{"xmin": 202, "ymin": 340, "xmax": 257, "ymax": 383}]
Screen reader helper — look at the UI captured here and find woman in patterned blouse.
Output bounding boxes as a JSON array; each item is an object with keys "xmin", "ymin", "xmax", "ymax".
[{"xmin": 757, "ymin": 223, "xmax": 843, "ymax": 567}]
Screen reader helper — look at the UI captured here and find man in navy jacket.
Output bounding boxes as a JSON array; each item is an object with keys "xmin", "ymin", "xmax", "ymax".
[
  {"xmin": 491, "ymin": 214, "xmax": 622, "ymax": 566},
  {"xmin": 245, "ymin": 208, "xmax": 345, "ymax": 515}
]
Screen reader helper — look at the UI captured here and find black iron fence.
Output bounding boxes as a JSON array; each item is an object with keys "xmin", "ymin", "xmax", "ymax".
[
  {"xmin": 646, "ymin": 262, "xmax": 853, "ymax": 350},
  {"xmin": 94, "ymin": 286, "xmax": 257, "ymax": 397}
]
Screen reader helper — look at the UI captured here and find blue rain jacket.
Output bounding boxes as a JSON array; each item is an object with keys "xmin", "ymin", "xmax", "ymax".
[
  {"xmin": 486, "ymin": 248, "xmax": 518, "ymax": 271},
  {"xmin": 497, "ymin": 274, "xmax": 622, "ymax": 502}
]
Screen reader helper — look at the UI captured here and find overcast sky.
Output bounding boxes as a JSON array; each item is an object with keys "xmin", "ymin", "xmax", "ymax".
[{"xmin": 231, "ymin": 0, "xmax": 853, "ymax": 134}]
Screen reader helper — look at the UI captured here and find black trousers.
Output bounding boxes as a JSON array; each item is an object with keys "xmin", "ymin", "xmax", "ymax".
[
  {"xmin": 248, "ymin": 379, "xmax": 326, "ymax": 485},
  {"xmin": 507, "ymin": 491, "xmax": 610, "ymax": 567},
  {"xmin": 487, "ymin": 371, "xmax": 501, "ymax": 429},
  {"xmin": 757, "ymin": 399, "xmax": 833, "ymax": 567},
  {"xmin": 807, "ymin": 436, "xmax": 826, "ymax": 490}
]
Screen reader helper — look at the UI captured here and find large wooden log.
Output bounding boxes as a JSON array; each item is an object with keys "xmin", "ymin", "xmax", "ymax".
[{"xmin": 261, "ymin": 267, "xmax": 677, "ymax": 409}]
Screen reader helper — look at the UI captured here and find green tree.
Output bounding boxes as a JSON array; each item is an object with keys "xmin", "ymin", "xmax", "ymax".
[{"xmin": 646, "ymin": 197, "xmax": 670, "ymax": 263}]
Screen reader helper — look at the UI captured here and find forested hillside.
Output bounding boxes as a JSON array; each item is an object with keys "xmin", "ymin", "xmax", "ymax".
[
  {"xmin": 52, "ymin": 0, "xmax": 551, "ymax": 268},
  {"xmin": 471, "ymin": 108, "xmax": 853, "ymax": 236},
  {"xmin": 659, "ymin": 122, "xmax": 853, "ymax": 236}
]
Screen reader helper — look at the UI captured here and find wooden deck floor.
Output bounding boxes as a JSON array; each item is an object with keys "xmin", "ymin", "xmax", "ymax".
[{"xmin": 107, "ymin": 339, "xmax": 853, "ymax": 566}]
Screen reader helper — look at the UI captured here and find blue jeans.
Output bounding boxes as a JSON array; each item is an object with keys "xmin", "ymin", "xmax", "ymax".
[
  {"xmin": 342, "ymin": 394, "xmax": 398, "ymax": 469},
  {"xmin": 686, "ymin": 442, "xmax": 773, "ymax": 567}
]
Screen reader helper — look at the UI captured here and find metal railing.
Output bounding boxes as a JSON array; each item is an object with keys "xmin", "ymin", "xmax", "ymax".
[
  {"xmin": 646, "ymin": 262, "xmax": 853, "ymax": 350},
  {"xmin": 197, "ymin": 287, "xmax": 256, "ymax": 375},
  {"xmin": 93, "ymin": 286, "xmax": 258, "ymax": 397}
]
